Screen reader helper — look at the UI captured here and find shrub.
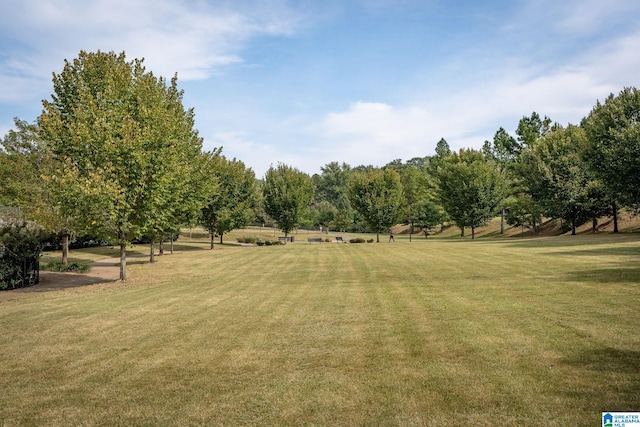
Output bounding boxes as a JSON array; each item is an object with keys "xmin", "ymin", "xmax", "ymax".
[
  {"xmin": 256, "ymin": 240, "xmax": 265, "ymax": 246},
  {"xmin": 0, "ymin": 221, "xmax": 44, "ymax": 290},
  {"xmin": 237, "ymin": 236, "xmax": 257, "ymax": 244},
  {"xmin": 264, "ymin": 240, "xmax": 273, "ymax": 246},
  {"xmin": 349, "ymin": 238, "xmax": 366, "ymax": 244},
  {"xmin": 324, "ymin": 238, "xmax": 332, "ymax": 242},
  {"xmin": 367, "ymin": 239, "xmax": 374, "ymax": 243},
  {"xmin": 42, "ymin": 261, "xmax": 90, "ymax": 273}
]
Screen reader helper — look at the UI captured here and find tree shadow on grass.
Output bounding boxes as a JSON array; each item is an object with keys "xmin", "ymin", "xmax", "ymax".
[
  {"xmin": 500, "ymin": 234, "xmax": 640, "ymax": 250},
  {"xmin": 564, "ymin": 266, "xmax": 640, "ymax": 284},
  {"xmin": 559, "ymin": 347, "xmax": 640, "ymax": 410}
]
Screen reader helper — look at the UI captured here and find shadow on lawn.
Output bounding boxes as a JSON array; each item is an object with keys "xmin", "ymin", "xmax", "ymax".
[
  {"xmin": 499, "ymin": 234, "xmax": 640, "ymax": 250},
  {"xmin": 564, "ymin": 266, "xmax": 640, "ymax": 284},
  {"xmin": 559, "ymin": 347, "xmax": 640, "ymax": 409}
]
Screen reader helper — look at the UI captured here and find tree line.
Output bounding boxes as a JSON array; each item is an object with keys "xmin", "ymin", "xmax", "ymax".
[{"xmin": 1, "ymin": 50, "xmax": 639, "ymax": 280}]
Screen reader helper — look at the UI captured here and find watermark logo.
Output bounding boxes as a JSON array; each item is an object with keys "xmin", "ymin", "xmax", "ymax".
[{"xmin": 603, "ymin": 412, "xmax": 640, "ymax": 427}]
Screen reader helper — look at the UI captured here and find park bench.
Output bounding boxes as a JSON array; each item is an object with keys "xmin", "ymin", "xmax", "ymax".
[
  {"xmin": 335, "ymin": 236, "xmax": 345, "ymax": 243},
  {"xmin": 307, "ymin": 237, "xmax": 323, "ymax": 243},
  {"xmin": 278, "ymin": 236, "xmax": 294, "ymax": 243}
]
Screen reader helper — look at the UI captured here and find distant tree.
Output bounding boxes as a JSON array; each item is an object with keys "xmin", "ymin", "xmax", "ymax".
[
  {"xmin": 436, "ymin": 149, "xmax": 506, "ymax": 239},
  {"xmin": 516, "ymin": 125, "xmax": 608, "ymax": 235},
  {"xmin": 348, "ymin": 167, "xmax": 404, "ymax": 242},
  {"xmin": 516, "ymin": 112, "xmax": 554, "ymax": 148},
  {"xmin": 201, "ymin": 152, "xmax": 257, "ymax": 249},
  {"xmin": 262, "ymin": 163, "xmax": 314, "ymax": 242},
  {"xmin": 483, "ymin": 127, "xmax": 520, "ymax": 234},
  {"xmin": 582, "ymin": 87, "xmax": 640, "ymax": 220},
  {"xmin": 313, "ymin": 162, "xmax": 354, "ymax": 231},
  {"xmin": 39, "ymin": 50, "xmax": 203, "ymax": 280},
  {"xmin": 505, "ymin": 193, "xmax": 543, "ymax": 236}
]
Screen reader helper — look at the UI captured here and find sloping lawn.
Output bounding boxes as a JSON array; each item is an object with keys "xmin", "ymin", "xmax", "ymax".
[{"xmin": 1, "ymin": 234, "xmax": 639, "ymax": 426}]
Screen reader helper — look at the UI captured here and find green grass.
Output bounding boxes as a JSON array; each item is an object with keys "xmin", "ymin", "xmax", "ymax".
[{"xmin": 2, "ymin": 233, "xmax": 640, "ymax": 425}]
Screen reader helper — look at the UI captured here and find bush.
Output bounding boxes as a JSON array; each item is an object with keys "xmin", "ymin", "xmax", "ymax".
[
  {"xmin": 256, "ymin": 240, "xmax": 265, "ymax": 246},
  {"xmin": 0, "ymin": 221, "xmax": 44, "ymax": 290},
  {"xmin": 265, "ymin": 240, "xmax": 273, "ymax": 246},
  {"xmin": 237, "ymin": 236, "xmax": 257, "ymax": 244},
  {"xmin": 367, "ymin": 239, "xmax": 374, "ymax": 243},
  {"xmin": 42, "ymin": 261, "xmax": 90, "ymax": 273},
  {"xmin": 349, "ymin": 238, "xmax": 366, "ymax": 244}
]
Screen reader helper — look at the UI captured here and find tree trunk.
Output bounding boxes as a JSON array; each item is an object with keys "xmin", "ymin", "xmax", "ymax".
[
  {"xmin": 220, "ymin": 234, "xmax": 223, "ymax": 245},
  {"xmin": 150, "ymin": 239, "xmax": 155, "ymax": 263},
  {"xmin": 460, "ymin": 227, "xmax": 465, "ymax": 237},
  {"xmin": 120, "ymin": 242, "xmax": 127, "ymax": 281},
  {"xmin": 170, "ymin": 235, "xmax": 174, "ymax": 254},
  {"xmin": 61, "ymin": 233, "xmax": 69, "ymax": 267},
  {"xmin": 571, "ymin": 218, "xmax": 576, "ymax": 235},
  {"xmin": 521, "ymin": 224, "xmax": 524, "ymax": 237},
  {"xmin": 159, "ymin": 238, "xmax": 164, "ymax": 256},
  {"xmin": 284, "ymin": 231, "xmax": 288, "ymax": 245},
  {"xmin": 471, "ymin": 225, "xmax": 475, "ymax": 240},
  {"xmin": 500, "ymin": 208, "xmax": 505, "ymax": 234},
  {"xmin": 210, "ymin": 232, "xmax": 214, "ymax": 250},
  {"xmin": 376, "ymin": 232, "xmax": 380, "ymax": 243},
  {"xmin": 613, "ymin": 201, "xmax": 619, "ymax": 233},
  {"xmin": 533, "ymin": 219, "xmax": 537, "ymax": 234},
  {"xmin": 409, "ymin": 220, "xmax": 413, "ymax": 242},
  {"xmin": 592, "ymin": 217, "xmax": 598, "ymax": 233}
]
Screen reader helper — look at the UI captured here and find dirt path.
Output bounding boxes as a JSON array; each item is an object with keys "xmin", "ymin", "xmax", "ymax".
[{"xmin": 0, "ymin": 257, "xmax": 122, "ymax": 297}]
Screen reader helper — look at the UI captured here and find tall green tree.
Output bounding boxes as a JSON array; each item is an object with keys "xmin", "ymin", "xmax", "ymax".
[
  {"xmin": 313, "ymin": 162, "xmax": 354, "ymax": 231},
  {"xmin": 483, "ymin": 127, "xmax": 521, "ymax": 234},
  {"xmin": 201, "ymin": 152, "xmax": 257, "ymax": 249},
  {"xmin": 262, "ymin": 163, "xmax": 314, "ymax": 242},
  {"xmin": 516, "ymin": 125, "xmax": 608, "ymax": 235},
  {"xmin": 436, "ymin": 149, "xmax": 506, "ymax": 239},
  {"xmin": 39, "ymin": 50, "xmax": 203, "ymax": 280},
  {"xmin": 348, "ymin": 167, "xmax": 404, "ymax": 242},
  {"xmin": 1, "ymin": 119, "xmax": 79, "ymax": 266},
  {"xmin": 582, "ymin": 87, "xmax": 640, "ymax": 221}
]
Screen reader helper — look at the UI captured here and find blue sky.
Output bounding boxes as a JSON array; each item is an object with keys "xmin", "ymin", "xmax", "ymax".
[{"xmin": 1, "ymin": 0, "xmax": 639, "ymax": 177}]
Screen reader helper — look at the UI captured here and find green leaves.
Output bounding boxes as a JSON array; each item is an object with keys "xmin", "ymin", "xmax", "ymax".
[
  {"xmin": 262, "ymin": 163, "xmax": 314, "ymax": 236},
  {"xmin": 39, "ymin": 50, "xmax": 204, "ymax": 279},
  {"xmin": 436, "ymin": 149, "xmax": 506, "ymax": 238},
  {"xmin": 348, "ymin": 167, "xmax": 403, "ymax": 241}
]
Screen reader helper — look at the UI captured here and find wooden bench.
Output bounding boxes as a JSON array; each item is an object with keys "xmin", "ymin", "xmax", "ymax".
[
  {"xmin": 307, "ymin": 237, "xmax": 323, "ymax": 243},
  {"xmin": 335, "ymin": 236, "xmax": 345, "ymax": 243}
]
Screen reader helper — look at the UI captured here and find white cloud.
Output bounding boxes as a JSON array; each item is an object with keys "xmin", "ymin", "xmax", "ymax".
[{"xmin": 0, "ymin": 0, "xmax": 301, "ymax": 88}]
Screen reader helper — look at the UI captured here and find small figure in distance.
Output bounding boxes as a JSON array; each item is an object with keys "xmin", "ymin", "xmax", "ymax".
[{"xmin": 389, "ymin": 231, "xmax": 395, "ymax": 242}]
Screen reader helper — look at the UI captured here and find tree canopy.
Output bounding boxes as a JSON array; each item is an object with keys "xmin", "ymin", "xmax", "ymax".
[
  {"xmin": 262, "ymin": 163, "xmax": 314, "ymax": 241},
  {"xmin": 348, "ymin": 167, "xmax": 404, "ymax": 242},
  {"xmin": 39, "ymin": 50, "xmax": 204, "ymax": 280}
]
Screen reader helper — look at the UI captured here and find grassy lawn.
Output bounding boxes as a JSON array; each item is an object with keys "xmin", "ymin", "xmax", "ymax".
[{"xmin": 1, "ymin": 232, "xmax": 639, "ymax": 425}]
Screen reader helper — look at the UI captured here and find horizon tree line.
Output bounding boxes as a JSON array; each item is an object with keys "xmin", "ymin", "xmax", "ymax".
[{"xmin": 1, "ymin": 50, "xmax": 639, "ymax": 280}]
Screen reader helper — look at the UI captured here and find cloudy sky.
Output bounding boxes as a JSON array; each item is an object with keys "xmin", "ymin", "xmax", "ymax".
[{"xmin": 1, "ymin": 0, "xmax": 638, "ymax": 177}]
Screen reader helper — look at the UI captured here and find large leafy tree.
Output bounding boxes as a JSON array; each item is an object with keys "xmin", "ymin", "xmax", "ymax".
[
  {"xmin": 517, "ymin": 125, "xmax": 608, "ymax": 235},
  {"xmin": 262, "ymin": 163, "xmax": 314, "ymax": 242},
  {"xmin": 582, "ymin": 87, "xmax": 640, "ymax": 216},
  {"xmin": 348, "ymin": 167, "xmax": 404, "ymax": 242},
  {"xmin": 201, "ymin": 152, "xmax": 257, "ymax": 249},
  {"xmin": 1, "ymin": 119, "xmax": 79, "ymax": 266},
  {"xmin": 483, "ymin": 127, "xmax": 520, "ymax": 234},
  {"xmin": 313, "ymin": 162, "xmax": 354, "ymax": 231},
  {"xmin": 436, "ymin": 148, "xmax": 506, "ymax": 239},
  {"xmin": 39, "ymin": 50, "xmax": 203, "ymax": 280}
]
